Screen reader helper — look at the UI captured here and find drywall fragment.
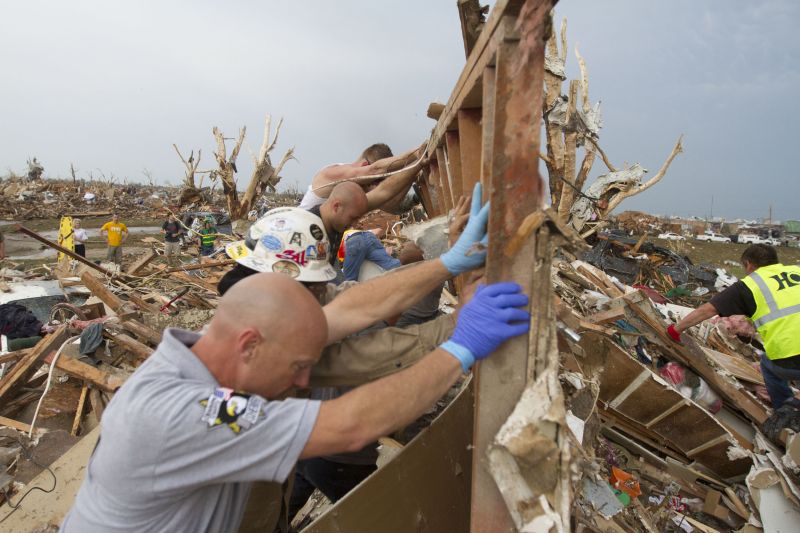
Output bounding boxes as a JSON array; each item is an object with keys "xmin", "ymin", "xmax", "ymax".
[
  {"xmin": 581, "ymin": 476, "xmax": 624, "ymax": 519},
  {"xmin": 566, "ymin": 410, "xmax": 585, "ymax": 444}
]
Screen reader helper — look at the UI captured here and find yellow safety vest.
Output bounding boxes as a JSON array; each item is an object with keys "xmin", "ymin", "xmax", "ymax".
[{"xmin": 741, "ymin": 263, "xmax": 800, "ymax": 360}]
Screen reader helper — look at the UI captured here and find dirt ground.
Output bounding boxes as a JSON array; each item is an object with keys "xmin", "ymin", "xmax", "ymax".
[{"xmin": 653, "ymin": 238, "xmax": 800, "ymax": 278}]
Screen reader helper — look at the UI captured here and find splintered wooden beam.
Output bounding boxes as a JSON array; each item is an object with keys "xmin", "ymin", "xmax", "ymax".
[
  {"xmin": 16, "ymin": 225, "xmax": 115, "ymax": 277},
  {"xmin": 470, "ymin": 1, "xmax": 555, "ymax": 531},
  {"xmin": 0, "ymin": 326, "xmax": 69, "ymax": 404},
  {"xmin": 125, "ymin": 249, "xmax": 158, "ymax": 275}
]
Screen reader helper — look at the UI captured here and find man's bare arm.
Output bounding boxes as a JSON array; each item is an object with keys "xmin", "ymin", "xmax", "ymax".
[
  {"xmin": 674, "ymin": 302, "xmax": 718, "ymax": 334},
  {"xmin": 322, "ymin": 259, "xmax": 451, "ymax": 344},
  {"xmin": 312, "ymin": 146, "xmax": 422, "ymax": 197},
  {"xmin": 365, "ymin": 159, "xmax": 424, "ymax": 211},
  {"xmin": 301, "ymin": 348, "xmax": 462, "ymax": 458}
]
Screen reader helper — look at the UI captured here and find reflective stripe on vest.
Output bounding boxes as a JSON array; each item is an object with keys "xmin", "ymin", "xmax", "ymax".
[{"xmin": 742, "ymin": 264, "xmax": 800, "ymax": 360}]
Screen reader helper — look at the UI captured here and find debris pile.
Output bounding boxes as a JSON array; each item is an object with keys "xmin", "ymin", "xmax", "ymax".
[
  {"xmin": 553, "ymin": 256, "xmax": 800, "ymax": 532},
  {"xmin": 0, "ymin": 177, "xmax": 181, "ymax": 221}
]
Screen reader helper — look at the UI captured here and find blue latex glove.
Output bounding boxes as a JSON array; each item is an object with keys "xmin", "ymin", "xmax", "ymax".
[
  {"xmin": 440, "ymin": 282, "xmax": 530, "ymax": 372},
  {"xmin": 439, "ymin": 183, "xmax": 489, "ymax": 275}
]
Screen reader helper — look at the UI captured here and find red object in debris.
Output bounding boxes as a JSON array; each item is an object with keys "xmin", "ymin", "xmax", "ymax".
[
  {"xmin": 632, "ymin": 285, "xmax": 667, "ymax": 304},
  {"xmin": 609, "ymin": 466, "xmax": 642, "ymax": 498},
  {"xmin": 666, "ymin": 324, "xmax": 683, "ymax": 343},
  {"xmin": 659, "ymin": 362, "xmax": 686, "ymax": 386}
]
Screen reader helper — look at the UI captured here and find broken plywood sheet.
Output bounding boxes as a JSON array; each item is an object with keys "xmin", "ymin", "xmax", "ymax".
[
  {"xmin": 304, "ymin": 380, "xmax": 473, "ymax": 533},
  {"xmin": 580, "ymin": 332, "xmax": 751, "ymax": 480},
  {"xmin": 0, "ymin": 425, "xmax": 100, "ymax": 530},
  {"xmin": 702, "ymin": 347, "xmax": 764, "ymax": 386}
]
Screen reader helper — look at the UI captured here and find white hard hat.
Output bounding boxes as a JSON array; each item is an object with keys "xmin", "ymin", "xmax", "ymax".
[{"xmin": 225, "ymin": 207, "xmax": 336, "ymax": 282}]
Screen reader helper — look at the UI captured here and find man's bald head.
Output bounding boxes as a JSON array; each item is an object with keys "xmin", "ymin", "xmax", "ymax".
[
  {"xmin": 214, "ymin": 273, "xmax": 325, "ymax": 340},
  {"xmin": 325, "ymin": 182, "xmax": 368, "ymax": 232},
  {"xmin": 195, "ymin": 273, "xmax": 328, "ymax": 398}
]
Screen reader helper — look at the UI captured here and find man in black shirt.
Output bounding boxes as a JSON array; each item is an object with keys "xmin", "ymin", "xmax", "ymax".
[
  {"xmin": 161, "ymin": 214, "xmax": 184, "ymax": 266},
  {"xmin": 668, "ymin": 245, "xmax": 800, "ymax": 409}
]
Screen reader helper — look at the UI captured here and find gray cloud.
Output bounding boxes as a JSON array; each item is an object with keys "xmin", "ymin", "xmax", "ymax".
[{"xmin": 1, "ymin": 1, "xmax": 797, "ymax": 222}]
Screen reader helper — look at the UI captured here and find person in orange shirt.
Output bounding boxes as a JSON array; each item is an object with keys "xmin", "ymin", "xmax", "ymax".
[{"xmin": 100, "ymin": 213, "xmax": 128, "ymax": 265}]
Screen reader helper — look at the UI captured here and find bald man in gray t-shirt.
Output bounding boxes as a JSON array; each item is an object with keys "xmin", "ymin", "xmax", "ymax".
[{"xmin": 62, "ymin": 328, "xmax": 319, "ymax": 532}]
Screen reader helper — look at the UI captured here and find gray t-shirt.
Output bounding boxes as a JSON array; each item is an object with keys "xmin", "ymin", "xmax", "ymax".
[{"xmin": 61, "ymin": 328, "xmax": 320, "ymax": 533}]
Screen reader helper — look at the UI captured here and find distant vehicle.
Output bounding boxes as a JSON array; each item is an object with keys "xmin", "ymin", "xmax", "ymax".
[
  {"xmin": 657, "ymin": 232, "xmax": 685, "ymax": 241},
  {"xmin": 696, "ymin": 232, "xmax": 731, "ymax": 243},
  {"xmin": 738, "ymin": 234, "xmax": 768, "ymax": 245}
]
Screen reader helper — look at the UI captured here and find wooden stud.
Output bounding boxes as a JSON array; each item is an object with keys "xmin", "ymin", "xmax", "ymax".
[
  {"xmin": 457, "ymin": 109, "xmax": 482, "ymax": 195},
  {"xmin": 71, "ymin": 384, "xmax": 89, "ymax": 436},
  {"xmin": 436, "ymin": 147, "xmax": 454, "ymax": 213},
  {"xmin": 445, "ymin": 131, "xmax": 465, "ymax": 201},
  {"xmin": 0, "ymin": 326, "xmax": 69, "ymax": 404}
]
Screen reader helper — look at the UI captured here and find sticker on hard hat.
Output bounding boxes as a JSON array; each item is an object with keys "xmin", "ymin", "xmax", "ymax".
[
  {"xmin": 226, "ymin": 241, "xmax": 250, "ymax": 260},
  {"xmin": 316, "ymin": 241, "xmax": 328, "ymax": 260},
  {"xmin": 289, "ymin": 232, "xmax": 303, "ymax": 247},
  {"xmin": 309, "ymin": 224, "xmax": 324, "ymax": 241},
  {"xmin": 306, "ymin": 245, "xmax": 318, "ymax": 259},
  {"xmin": 272, "ymin": 260, "xmax": 301, "ymax": 278},
  {"xmin": 276, "ymin": 249, "xmax": 307, "ymax": 266},
  {"xmin": 260, "ymin": 234, "xmax": 282, "ymax": 251},
  {"xmin": 270, "ymin": 219, "xmax": 290, "ymax": 232}
]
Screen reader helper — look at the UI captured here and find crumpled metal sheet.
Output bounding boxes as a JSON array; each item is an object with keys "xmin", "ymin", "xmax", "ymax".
[
  {"xmin": 570, "ymin": 164, "xmax": 647, "ymax": 231},
  {"xmin": 581, "ymin": 236, "xmax": 718, "ymax": 288}
]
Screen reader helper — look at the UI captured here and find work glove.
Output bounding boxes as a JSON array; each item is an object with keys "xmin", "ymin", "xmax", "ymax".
[
  {"xmin": 439, "ymin": 183, "xmax": 489, "ymax": 275},
  {"xmin": 666, "ymin": 324, "xmax": 682, "ymax": 343},
  {"xmin": 440, "ymin": 282, "xmax": 530, "ymax": 372}
]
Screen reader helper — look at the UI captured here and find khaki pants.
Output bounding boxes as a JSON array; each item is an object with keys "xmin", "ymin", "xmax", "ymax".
[
  {"xmin": 106, "ymin": 245, "xmax": 123, "ymax": 264},
  {"xmin": 164, "ymin": 241, "xmax": 181, "ymax": 264}
]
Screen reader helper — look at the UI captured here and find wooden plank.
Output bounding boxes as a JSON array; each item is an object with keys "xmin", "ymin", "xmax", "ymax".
[
  {"xmin": 127, "ymin": 292, "xmax": 162, "ymax": 314},
  {"xmin": 120, "ymin": 319, "xmax": 163, "ymax": 346},
  {"xmin": 472, "ymin": 2, "xmax": 553, "ymax": 529},
  {"xmin": 0, "ymin": 350, "xmax": 26, "ymax": 365},
  {"xmin": 165, "ymin": 258, "xmax": 236, "ymax": 273},
  {"xmin": 305, "ymin": 382, "xmax": 473, "ymax": 533},
  {"xmin": 587, "ymin": 306, "xmax": 627, "ymax": 325},
  {"xmin": 444, "ymin": 131, "xmax": 464, "ymax": 201},
  {"xmin": 458, "ymin": 109, "xmax": 483, "ymax": 195},
  {"xmin": 80, "ymin": 271, "xmax": 126, "ymax": 313},
  {"xmin": 71, "ymin": 384, "xmax": 89, "ymax": 436},
  {"xmin": 105, "ymin": 332, "xmax": 153, "ymax": 362},
  {"xmin": 16, "ymin": 225, "xmax": 116, "ymax": 277},
  {"xmin": 703, "ymin": 347, "xmax": 764, "ymax": 385},
  {"xmin": 479, "ymin": 67, "xmax": 495, "ymax": 193},
  {"xmin": 435, "ymin": 148, "xmax": 454, "ymax": 213},
  {"xmin": 44, "ymin": 352, "xmax": 126, "ymax": 392},
  {"xmin": 0, "ymin": 415, "xmax": 41, "ymax": 434},
  {"xmin": 427, "ymin": 0, "xmax": 526, "ymax": 150},
  {"xmin": 88, "ymin": 388, "xmax": 107, "ymax": 421},
  {"xmin": 0, "ymin": 326, "xmax": 69, "ymax": 404},
  {"xmin": 125, "ymin": 249, "xmax": 157, "ymax": 275}
]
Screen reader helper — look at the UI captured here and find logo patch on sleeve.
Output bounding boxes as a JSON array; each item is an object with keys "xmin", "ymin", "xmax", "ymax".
[{"xmin": 200, "ymin": 387, "xmax": 264, "ymax": 434}]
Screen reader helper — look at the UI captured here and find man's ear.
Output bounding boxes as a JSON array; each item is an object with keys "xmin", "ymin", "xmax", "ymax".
[{"xmin": 237, "ymin": 328, "xmax": 261, "ymax": 362}]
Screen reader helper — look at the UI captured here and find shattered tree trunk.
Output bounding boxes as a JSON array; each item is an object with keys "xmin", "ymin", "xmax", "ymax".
[
  {"xmin": 541, "ymin": 16, "xmax": 683, "ymax": 238},
  {"xmin": 236, "ymin": 114, "xmax": 295, "ymax": 221},
  {"xmin": 212, "ymin": 126, "xmax": 246, "ymax": 219}
]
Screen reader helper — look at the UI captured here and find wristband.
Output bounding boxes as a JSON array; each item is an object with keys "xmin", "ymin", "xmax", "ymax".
[{"xmin": 440, "ymin": 340, "xmax": 475, "ymax": 373}]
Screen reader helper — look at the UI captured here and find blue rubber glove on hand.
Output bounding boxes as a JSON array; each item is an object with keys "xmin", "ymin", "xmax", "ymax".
[
  {"xmin": 440, "ymin": 183, "xmax": 490, "ymax": 275},
  {"xmin": 440, "ymin": 282, "xmax": 530, "ymax": 372}
]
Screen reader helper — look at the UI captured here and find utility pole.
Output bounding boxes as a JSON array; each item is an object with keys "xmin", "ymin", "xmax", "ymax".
[{"xmin": 768, "ymin": 204, "xmax": 773, "ymax": 225}]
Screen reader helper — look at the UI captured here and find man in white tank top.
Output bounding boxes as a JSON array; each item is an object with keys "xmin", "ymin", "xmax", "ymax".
[{"xmin": 298, "ymin": 142, "xmax": 425, "ymax": 213}]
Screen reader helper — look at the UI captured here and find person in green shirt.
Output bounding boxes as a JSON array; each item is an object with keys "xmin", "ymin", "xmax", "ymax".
[{"xmin": 198, "ymin": 218, "xmax": 218, "ymax": 261}]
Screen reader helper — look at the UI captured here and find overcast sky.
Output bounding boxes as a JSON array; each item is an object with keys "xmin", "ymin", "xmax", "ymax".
[{"xmin": 1, "ymin": 1, "xmax": 797, "ymax": 221}]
